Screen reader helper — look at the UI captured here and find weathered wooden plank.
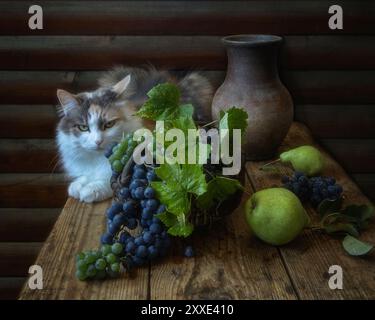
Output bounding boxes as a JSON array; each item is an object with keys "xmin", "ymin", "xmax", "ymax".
[
  {"xmin": 0, "ymin": 174, "xmax": 67, "ymax": 208},
  {"xmin": 0, "ymin": 1, "xmax": 374, "ymax": 35},
  {"xmin": 149, "ymin": 176, "xmax": 297, "ymax": 299},
  {"xmin": 295, "ymin": 105, "xmax": 375, "ymax": 139},
  {"xmin": 2, "ymin": 71, "xmax": 375, "ymax": 104},
  {"xmin": 1, "ymin": 35, "xmax": 375, "ymax": 70},
  {"xmin": 0, "ymin": 71, "xmax": 75, "ymax": 104},
  {"xmin": 0, "ymin": 105, "xmax": 57, "ymax": 138},
  {"xmin": 281, "ymin": 71, "xmax": 375, "ymax": 104},
  {"xmin": 0, "ymin": 242, "xmax": 42, "ymax": 277},
  {"xmin": 321, "ymin": 139, "xmax": 375, "ymax": 174},
  {"xmin": 1, "ymin": 137, "xmax": 375, "ymax": 175},
  {"xmin": 0, "ymin": 277, "xmax": 26, "ymax": 300},
  {"xmin": 0, "ymin": 139, "xmax": 60, "ymax": 173},
  {"xmin": 19, "ymin": 198, "xmax": 149, "ymax": 299},
  {"xmin": 0, "ymin": 208, "xmax": 60, "ymax": 242},
  {"xmin": 246, "ymin": 123, "xmax": 375, "ymax": 299},
  {"xmin": 353, "ymin": 174, "xmax": 375, "ymax": 200},
  {"xmin": 1, "ymin": 104, "xmax": 374, "ymax": 139}
]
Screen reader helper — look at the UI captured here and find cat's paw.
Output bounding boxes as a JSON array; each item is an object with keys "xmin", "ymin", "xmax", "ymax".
[
  {"xmin": 79, "ymin": 181, "xmax": 113, "ymax": 203},
  {"xmin": 68, "ymin": 181, "xmax": 83, "ymax": 199}
]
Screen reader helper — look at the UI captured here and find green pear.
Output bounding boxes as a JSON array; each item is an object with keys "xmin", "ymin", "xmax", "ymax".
[
  {"xmin": 245, "ymin": 188, "xmax": 309, "ymax": 245},
  {"xmin": 280, "ymin": 145, "xmax": 324, "ymax": 176}
]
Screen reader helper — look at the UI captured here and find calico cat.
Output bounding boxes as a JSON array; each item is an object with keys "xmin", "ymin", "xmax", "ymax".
[{"xmin": 56, "ymin": 66, "xmax": 213, "ymax": 203}]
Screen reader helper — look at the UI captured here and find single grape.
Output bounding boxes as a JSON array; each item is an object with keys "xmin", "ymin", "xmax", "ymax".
[
  {"xmin": 126, "ymin": 218, "xmax": 137, "ymax": 230},
  {"xmin": 146, "ymin": 171, "xmax": 157, "ymax": 181},
  {"xmin": 112, "ymin": 160, "xmax": 123, "ymax": 173},
  {"xmin": 101, "ymin": 244, "xmax": 112, "ymax": 256},
  {"xmin": 134, "ymin": 237, "xmax": 145, "ymax": 246},
  {"xmin": 106, "ymin": 202, "xmax": 123, "ymax": 220},
  {"xmin": 136, "ymin": 245, "xmax": 148, "ymax": 258},
  {"xmin": 84, "ymin": 252, "xmax": 97, "ymax": 265},
  {"xmin": 111, "ymin": 243, "xmax": 123, "ymax": 255},
  {"xmin": 119, "ymin": 187, "xmax": 130, "ymax": 199},
  {"xmin": 140, "ymin": 200, "xmax": 147, "ymax": 208},
  {"xmin": 133, "ymin": 187, "xmax": 145, "ymax": 200},
  {"xmin": 184, "ymin": 246, "xmax": 195, "ymax": 258},
  {"xmin": 129, "ymin": 179, "xmax": 146, "ymax": 190},
  {"xmin": 143, "ymin": 231, "xmax": 154, "ymax": 244},
  {"xmin": 86, "ymin": 264, "xmax": 97, "ymax": 277},
  {"xmin": 123, "ymin": 200, "xmax": 136, "ymax": 215},
  {"xmin": 141, "ymin": 208, "xmax": 153, "ymax": 220},
  {"xmin": 144, "ymin": 187, "xmax": 155, "ymax": 199},
  {"xmin": 125, "ymin": 241, "xmax": 136, "ymax": 254},
  {"xmin": 108, "ymin": 223, "xmax": 119, "ymax": 236},
  {"xmin": 95, "ymin": 258, "xmax": 106, "ymax": 271},
  {"xmin": 146, "ymin": 199, "xmax": 159, "ymax": 211},
  {"xmin": 113, "ymin": 213, "xmax": 127, "ymax": 226},
  {"xmin": 111, "ymin": 262, "xmax": 121, "ymax": 273},
  {"xmin": 76, "ymin": 259, "xmax": 88, "ymax": 272},
  {"xmin": 150, "ymin": 223, "xmax": 162, "ymax": 235},
  {"xmin": 133, "ymin": 169, "xmax": 146, "ymax": 179},
  {"xmin": 105, "ymin": 253, "xmax": 117, "ymax": 264}
]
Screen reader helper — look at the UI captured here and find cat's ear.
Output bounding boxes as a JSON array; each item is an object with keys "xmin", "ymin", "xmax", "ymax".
[
  {"xmin": 57, "ymin": 89, "xmax": 79, "ymax": 115},
  {"xmin": 112, "ymin": 75, "xmax": 131, "ymax": 97}
]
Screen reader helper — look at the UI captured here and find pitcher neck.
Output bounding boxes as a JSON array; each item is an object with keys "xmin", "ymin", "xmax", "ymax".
[{"xmin": 226, "ymin": 45, "xmax": 280, "ymax": 85}]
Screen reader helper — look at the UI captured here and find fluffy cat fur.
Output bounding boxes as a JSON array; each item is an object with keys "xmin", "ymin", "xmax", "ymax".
[{"xmin": 56, "ymin": 66, "xmax": 213, "ymax": 203}]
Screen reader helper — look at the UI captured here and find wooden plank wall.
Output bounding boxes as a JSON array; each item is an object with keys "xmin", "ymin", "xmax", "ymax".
[{"xmin": 0, "ymin": 0, "xmax": 374, "ymax": 299}]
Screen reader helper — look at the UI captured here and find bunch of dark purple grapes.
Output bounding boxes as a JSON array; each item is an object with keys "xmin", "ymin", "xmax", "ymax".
[
  {"xmin": 282, "ymin": 171, "xmax": 343, "ymax": 207},
  {"xmin": 100, "ymin": 163, "xmax": 171, "ymax": 269}
]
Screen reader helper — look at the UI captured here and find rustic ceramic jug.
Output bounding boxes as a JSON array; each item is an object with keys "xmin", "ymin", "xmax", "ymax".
[{"xmin": 212, "ymin": 35, "xmax": 293, "ymax": 160}]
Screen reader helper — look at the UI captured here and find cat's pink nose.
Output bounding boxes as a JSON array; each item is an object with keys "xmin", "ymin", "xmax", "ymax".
[{"xmin": 95, "ymin": 139, "xmax": 103, "ymax": 146}]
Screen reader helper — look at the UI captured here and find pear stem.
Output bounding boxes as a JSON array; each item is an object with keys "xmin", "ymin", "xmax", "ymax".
[
  {"xmin": 260, "ymin": 158, "xmax": 281, "ymax": 170},
  {"xmin": 201, "ymin": 119, "xmax": 219, "ymax": 128}
]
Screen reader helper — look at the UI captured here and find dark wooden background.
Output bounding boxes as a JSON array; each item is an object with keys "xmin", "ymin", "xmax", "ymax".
[{"xmin": 0, "ymin": 0, "xmax": 374, "ymax": 299}]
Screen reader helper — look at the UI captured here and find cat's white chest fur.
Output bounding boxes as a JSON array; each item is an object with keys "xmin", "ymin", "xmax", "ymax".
[{"xmin": 57, "ymin": 131, "xmax": 113, "ymax": 203}]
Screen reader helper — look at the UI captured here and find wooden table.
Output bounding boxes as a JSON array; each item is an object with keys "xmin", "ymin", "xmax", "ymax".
[{"xmin": 19, "ymin": 123, "xmax": 375, "ymax": 300}]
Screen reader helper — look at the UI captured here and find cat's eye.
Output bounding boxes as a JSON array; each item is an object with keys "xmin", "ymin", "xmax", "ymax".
[
  {"xmin": 77, "ymin": 124, "xmax": 89, "ymax": 132},
  {"xmin": 104, "ymin": 120, "xmax": 117, "ymax": 129}
]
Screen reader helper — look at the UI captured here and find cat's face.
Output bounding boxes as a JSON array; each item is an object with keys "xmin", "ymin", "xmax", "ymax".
[{"xmin": 57, "ymin": 76, "xmax": 140, "ymax": 152}]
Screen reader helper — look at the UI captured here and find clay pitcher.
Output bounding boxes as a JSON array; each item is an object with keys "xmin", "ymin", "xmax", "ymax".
[{"xmin": 212, "ymin": 34, "xmax": 293, "ymax": 160}]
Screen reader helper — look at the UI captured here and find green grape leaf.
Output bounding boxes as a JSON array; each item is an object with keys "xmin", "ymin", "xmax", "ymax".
[
  {"xmin": 156, "ymin": 209, "xmax": 194, "ymax": 238},
  {"xmin": 341, "ymin": 205, "xmax": 375, "ymax": 230},
  {"xmin": 151, "ymin": 164, "xmax": 207, "ymax": 216},
  {"xmin": 178, "ymin": 104, "xmax": 194, "ymax": 118},
  {"xmin": 167, "ymin": 218, "xmax": 194, "ymax": 238},
  {"xmin": 219, "ymin": 107, "xmax": 248, "ymax": 137},
  {"xmin": 318, "ymin": 197, "xmax": 343, "ymax": 217},
  {"xmin": 324, "ymin": 223, "xmax": 359, "ymax": 237},
  {"xmin": 135, "ymin": 83, "xmax": 181, "ymax": 120},
  {"xmin": 342, "ymin": 235, "xmax": 374, "ymax": 256},
  {"xmin": 169, "ymin": 114, "xmax": 196, "ymax": 133},
  {"xmin": 151, "ymin": 182, "xmax": 190, "ymax": 217},
  {"xmin": 196, "ymin": 176, "xmax": 243, "ymax": 210},
  {"xmin": 156, "ymin": 211, "xmax": 177, "ymax": 227}
]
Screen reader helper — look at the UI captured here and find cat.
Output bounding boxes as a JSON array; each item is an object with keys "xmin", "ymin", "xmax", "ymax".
[{"xmin": 56, "ymin": 66, "xmax": 214, "ymax": 203}]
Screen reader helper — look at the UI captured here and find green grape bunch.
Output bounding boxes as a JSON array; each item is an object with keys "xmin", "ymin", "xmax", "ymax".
[{"xmin": 75, "ymin": 243, "xmax": 124, "ymax": 281}]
